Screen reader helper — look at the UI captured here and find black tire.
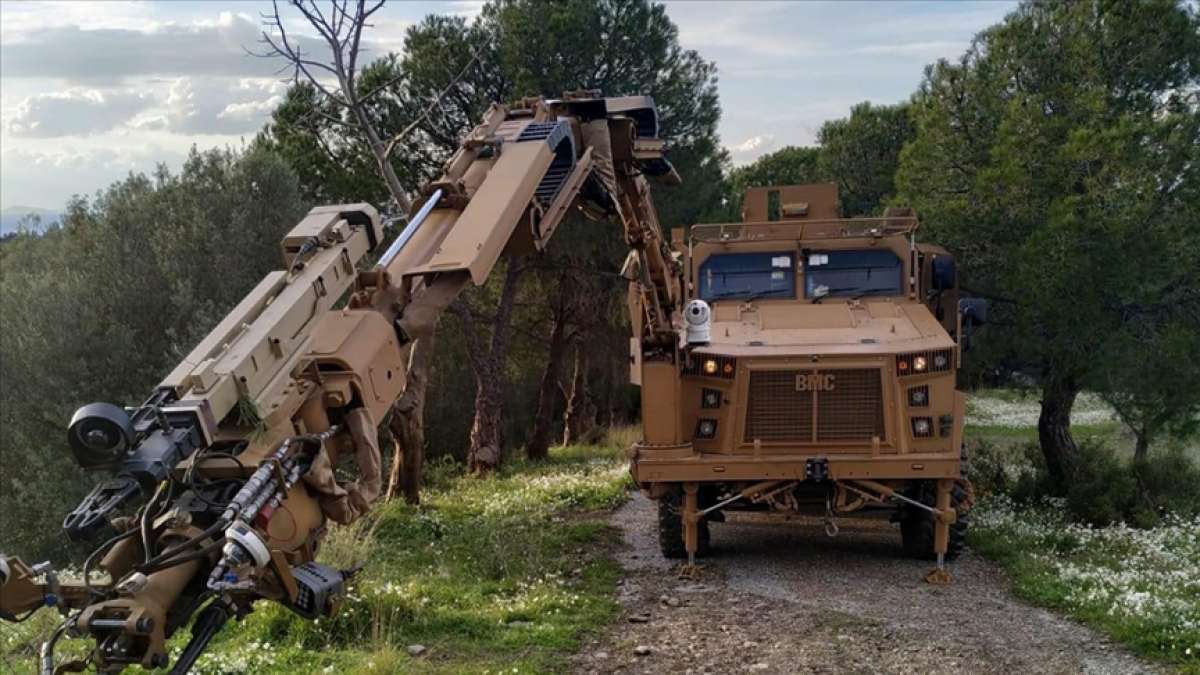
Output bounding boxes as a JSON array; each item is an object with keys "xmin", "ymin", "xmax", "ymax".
[
  {"xmin": 900, "ymin": 447, "xmax": 972, "ymax": 560},
  {"xmin": 657, "ymin": 490, "xmax": 710, "ymax": 559}
]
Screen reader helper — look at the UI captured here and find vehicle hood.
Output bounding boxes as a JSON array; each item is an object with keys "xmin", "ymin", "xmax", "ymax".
[{"xmin": 694, "ymin": 299, "xmax": 954, "ymax": 357}]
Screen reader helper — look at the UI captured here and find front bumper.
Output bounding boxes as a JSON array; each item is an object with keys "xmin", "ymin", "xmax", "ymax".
[{"xmin": 630, "ymin": 444, "xmax": 961, "ymax": 484}]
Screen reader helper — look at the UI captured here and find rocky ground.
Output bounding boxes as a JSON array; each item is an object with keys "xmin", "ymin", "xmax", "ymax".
[{"xmin": 572, "ymin": 493, "xmax": 1159, "ymax": 675}]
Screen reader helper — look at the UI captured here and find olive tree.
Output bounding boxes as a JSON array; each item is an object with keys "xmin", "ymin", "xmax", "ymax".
[{"xmin": 897, "ymin": 0, "xmax": 1200, "ymax": 483}]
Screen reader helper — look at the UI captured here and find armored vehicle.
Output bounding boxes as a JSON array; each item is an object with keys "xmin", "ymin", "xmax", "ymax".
[{"xmin": 628, "ymin": 183, "xmax": 983, "ymax": 581}]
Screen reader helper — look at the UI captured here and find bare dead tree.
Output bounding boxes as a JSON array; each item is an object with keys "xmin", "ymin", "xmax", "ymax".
[
  {"xmin": 254, "ymin": 1, "xmax": 480, "ymax": 503},
  {"xmin": 256, "ymin": 0, "xmax": 411, "ymax": 212}
]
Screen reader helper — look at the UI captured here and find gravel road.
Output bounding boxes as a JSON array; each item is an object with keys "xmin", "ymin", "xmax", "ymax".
[{"xmin": 573, "ymin": 493, "xmax": 1159, "ymax": 674}]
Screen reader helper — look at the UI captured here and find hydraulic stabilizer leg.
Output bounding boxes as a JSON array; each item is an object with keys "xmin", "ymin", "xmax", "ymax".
[
  {"xmin": 926, "ymin": 478, "xmax": 954, "ymax": 585},
  {"xmin": 682, "ymin": 483, "xmax": 700, "ymax": 571},
  {"xmin": 170, "ymin": 600, "xmax": 232, "ymax": 675}
]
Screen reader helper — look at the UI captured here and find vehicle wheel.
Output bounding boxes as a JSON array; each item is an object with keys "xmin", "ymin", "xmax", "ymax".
[
  {"xmin": 657, "ymin": 489, "xmax": 710, "ymax": 559},
  {"xmin": 900, "ymin": 447, "xmax": 972, "ymax": 560}
]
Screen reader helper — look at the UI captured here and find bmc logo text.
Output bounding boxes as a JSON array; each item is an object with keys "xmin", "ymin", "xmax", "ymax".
[{"xmin": 796, "ymin": 373, "xmax": 836, "ymax": 392}]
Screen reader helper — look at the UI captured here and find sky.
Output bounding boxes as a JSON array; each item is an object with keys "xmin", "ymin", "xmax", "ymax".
[{"xmin": 0, "ymin": 0, "xmax": 1017, "ymax": 212}]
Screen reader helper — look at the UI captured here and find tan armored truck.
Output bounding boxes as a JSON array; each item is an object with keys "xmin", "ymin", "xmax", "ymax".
[{"xmin": 628, "ymin": 183, "xmax": 983, "ymax": 582}]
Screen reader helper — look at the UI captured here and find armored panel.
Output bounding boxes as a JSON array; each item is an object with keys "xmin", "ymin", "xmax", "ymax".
[
  {"xmin": 309, "ymin": 310, "xmax": 406, "ymax": 421},
  {"xmin": 743, "ymin": 183, "xmax": 840, "ymax": 222}
]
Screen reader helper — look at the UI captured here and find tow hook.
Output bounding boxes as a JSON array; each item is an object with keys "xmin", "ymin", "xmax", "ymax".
[
  {"xmin": 823, "ymin": 494, "xmax": 839, "ymax": 537},
  {"xmin": 805, "ymin": 457, "xmax": 829, "ymax": 482}
]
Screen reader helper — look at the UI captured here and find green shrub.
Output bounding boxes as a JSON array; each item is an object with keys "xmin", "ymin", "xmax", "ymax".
[
  {"xmin": 1061, "ymin": 442, "xmax": 1139, "ymax": 527},
  {"xmin": 1135, "ymin": 445, "xmax": 1200, "ymax": 519},
  {"xmin": 1000, "ymin": 439, "xmax": 1200, "ymax": 528}
]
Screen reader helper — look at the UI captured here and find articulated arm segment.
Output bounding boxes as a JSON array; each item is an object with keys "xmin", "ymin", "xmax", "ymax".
[
  {"xmin": 0, "ymin": 557, "xmax": 91, "ymax": 620},
  {"xmin": 6, "ymin": 92, "xmax": 680, "ymax": 675},
  {"xmin": 362, "ymin": 93, "xmax": 684, "ymax": 347}
]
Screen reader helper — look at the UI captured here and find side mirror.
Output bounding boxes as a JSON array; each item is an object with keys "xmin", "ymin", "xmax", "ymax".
[
  {"xmin": 959, "ymin": 297, "xmax": 988, "ymax": 325},
  {"xmin": 932, "ymin": 256, "xmax": 956, "ymax": 291},
  {"xmin": 958, "ymin": 297, "xmax": 988, "ymax": 352}
]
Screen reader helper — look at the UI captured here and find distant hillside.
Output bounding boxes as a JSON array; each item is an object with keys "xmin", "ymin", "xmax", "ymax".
[{"xmin": 0, "ymin": 206, "xmax": 58, "ymax": 236}]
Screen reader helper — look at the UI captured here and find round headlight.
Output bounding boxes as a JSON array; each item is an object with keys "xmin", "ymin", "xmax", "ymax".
[
  {"xmin": 913, "ymin": 418, "xmax": 931, "ymax": 436},
  {"xmin": 910, "ymin": 388, "xmax": 928, "ymax": 406},
  {"xmin": 913, "ymin": 355, "xmax": 928, "ymax": 372},
  {"xmin": 703, "ymin": 359, "xmax": 719, "ymax": 375},
  {"xmin": 933, "ymin": 352, "xmax": 949, "ymax": 369},
  {"xmin": 698, "ymin": 420, "xmax": 716, "ymax": 437}
]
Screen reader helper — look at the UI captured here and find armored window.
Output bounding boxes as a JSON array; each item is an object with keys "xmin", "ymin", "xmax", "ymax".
[
  {"xmin": 804, "ymin": 249, "xmax": 902, "ymax": 299},
  {"xmin": 698, "ymin": 252, "xmax": 795, "ymax": 302}
]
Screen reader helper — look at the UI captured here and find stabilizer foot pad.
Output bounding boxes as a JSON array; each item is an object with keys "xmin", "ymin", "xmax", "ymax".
[
  {"xmin": 676, "ymin": 564, "xmax": 704, "ymax": 581},
  {"xmin": 924, "ymin": 567, "xmax": 953, "ymax": 585}
]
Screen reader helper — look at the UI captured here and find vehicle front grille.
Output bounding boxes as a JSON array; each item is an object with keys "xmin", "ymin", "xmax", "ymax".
[{"xmin": 744, "ymin": 368, "xmax": 884, "ymax": 444}]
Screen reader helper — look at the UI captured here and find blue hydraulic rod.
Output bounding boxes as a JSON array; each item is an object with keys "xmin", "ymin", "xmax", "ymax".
[{"xmin": 376, "ymin": 188, "xmax": 444, "ymax": 269}]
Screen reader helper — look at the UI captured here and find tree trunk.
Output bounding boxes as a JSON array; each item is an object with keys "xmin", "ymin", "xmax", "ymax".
[
  {"xmin": 385, "ymin": 334, "xmax": 435, "ymax": 505},
  {"xmin": 342, "ymin": 83, "xmax": 411, "ymax": 213},
  {"xmin": 464, "ymin": 259, "xmax": 525, "ymax": 474},
  {"xmin": 467, "ymin": 365, "xmax": 504, "ymax": 473},
  {"xmin": 1133, "ymin": 425, "xmax": 1150, "ymax": 465},
  {"xmin": 563, "ymin": 345, "xmax": 595, "ymax": 445},
  {"xmin": 1038, "ymin": 374, "xmax": 1080, "ymax": 485},
  {"xmin": 527, "ymin": 317, "xmax": 568, "ymax": 460}
]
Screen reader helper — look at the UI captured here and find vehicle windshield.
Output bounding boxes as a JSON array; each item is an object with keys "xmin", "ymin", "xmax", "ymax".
[
  {"xmin": 804, "ymin": 249, "xmax": 903, "ymax": 299},
  {"xmin": 698, "ymin": 251, "xmax": 795, "ymax": 302}
]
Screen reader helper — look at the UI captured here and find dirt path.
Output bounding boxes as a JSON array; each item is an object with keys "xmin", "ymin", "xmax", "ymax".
[{"xmin": 574, "ymin": 493, "xmax": 1158, "ymax": 675}]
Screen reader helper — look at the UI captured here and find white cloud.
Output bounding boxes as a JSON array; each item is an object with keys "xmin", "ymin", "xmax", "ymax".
[
  {"xmin": 0, "ymin": 1, "xmax": 154, "ymax": 41},
  {"xmin": 7, "ymin": 89, "xmax": 153, "ymax": 137},
  {"xmin": 730, "ymin": 134, "xmax": 774, "ymax": 154},
  {"xmin": 219, "ymin": 96, "xmax": 284, "ymax": 122},
  {"xmin": 670, "ymin": 2, "xmax": 821, "ymax": 62},
  {"xmin": 0, "ymin": 0, "xmax": 1021, "ymax": 210},
  {"xmin": 0, "ymin": 144, "xmax": 188, "ymax": 210},
  {"xmin": 448, "ymin": 1, "xmax": 486, "ymax": 19},
  {"xmin": 161, "ymin": 77, "xmax": 284, "ymax": 135},
  {"xmin": 0, "ymin": 11, "xmax": 387, "ymax": 84},
  {"xmin": 726, "ymin": 133, "xmax": 782, "ymax": 166}
]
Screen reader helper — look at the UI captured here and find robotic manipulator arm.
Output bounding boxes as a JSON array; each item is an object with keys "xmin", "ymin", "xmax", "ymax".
[{"xmin": 0, "ymin": 92, "xmax": 685, "ymax": 674}]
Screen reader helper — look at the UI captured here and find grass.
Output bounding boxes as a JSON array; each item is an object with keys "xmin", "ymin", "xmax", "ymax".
[
  {"xmin": 967, "ymin": 388, "xmax": 1199, "ymax": 463},
  {"xmin": 965, "ymin": 389, "xmax": 1200, "ymax": 672},
  {"xmin": 966, "ymin": 388, "xmax": 1125, "ymax": 445},
  {"xmin": 970, "ymin": 496, "xmax": 1200, "ymax": 672},
  {"xmin": 966, "ymin": 421, "xmax": 1124, "ymax": 442},
  {"xmin": 1, "ymin": 438, "xmax": 635, "ymax": 675}
]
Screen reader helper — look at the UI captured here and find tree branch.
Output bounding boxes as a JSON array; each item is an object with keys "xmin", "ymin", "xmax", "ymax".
[{"xmin": 383, "ymin": 54, "xmax": 480, "ymax": 161}]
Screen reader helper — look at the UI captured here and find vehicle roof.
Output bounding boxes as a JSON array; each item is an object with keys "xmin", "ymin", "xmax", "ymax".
[{"xmin": 690, "ymin": 216, "xmax": 918, "ymax": 246}]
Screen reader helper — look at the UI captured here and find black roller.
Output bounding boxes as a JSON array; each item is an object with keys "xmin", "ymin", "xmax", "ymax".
[{"xmin": 67, "ymin": 402, "xmax": 133, "ymax": 469}]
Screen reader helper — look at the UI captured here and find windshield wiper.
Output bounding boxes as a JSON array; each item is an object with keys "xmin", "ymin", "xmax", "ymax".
[
  {"xmin": 848, "ymin": 286, "xmax": 899, "ymax": 300},
  {"xmin": 810, "ymin": 286, "xmax": 896, "ymax": 303},
  {"xmin": 707, "ymin": 291, "xmax": 782, "ymax": 302}
]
